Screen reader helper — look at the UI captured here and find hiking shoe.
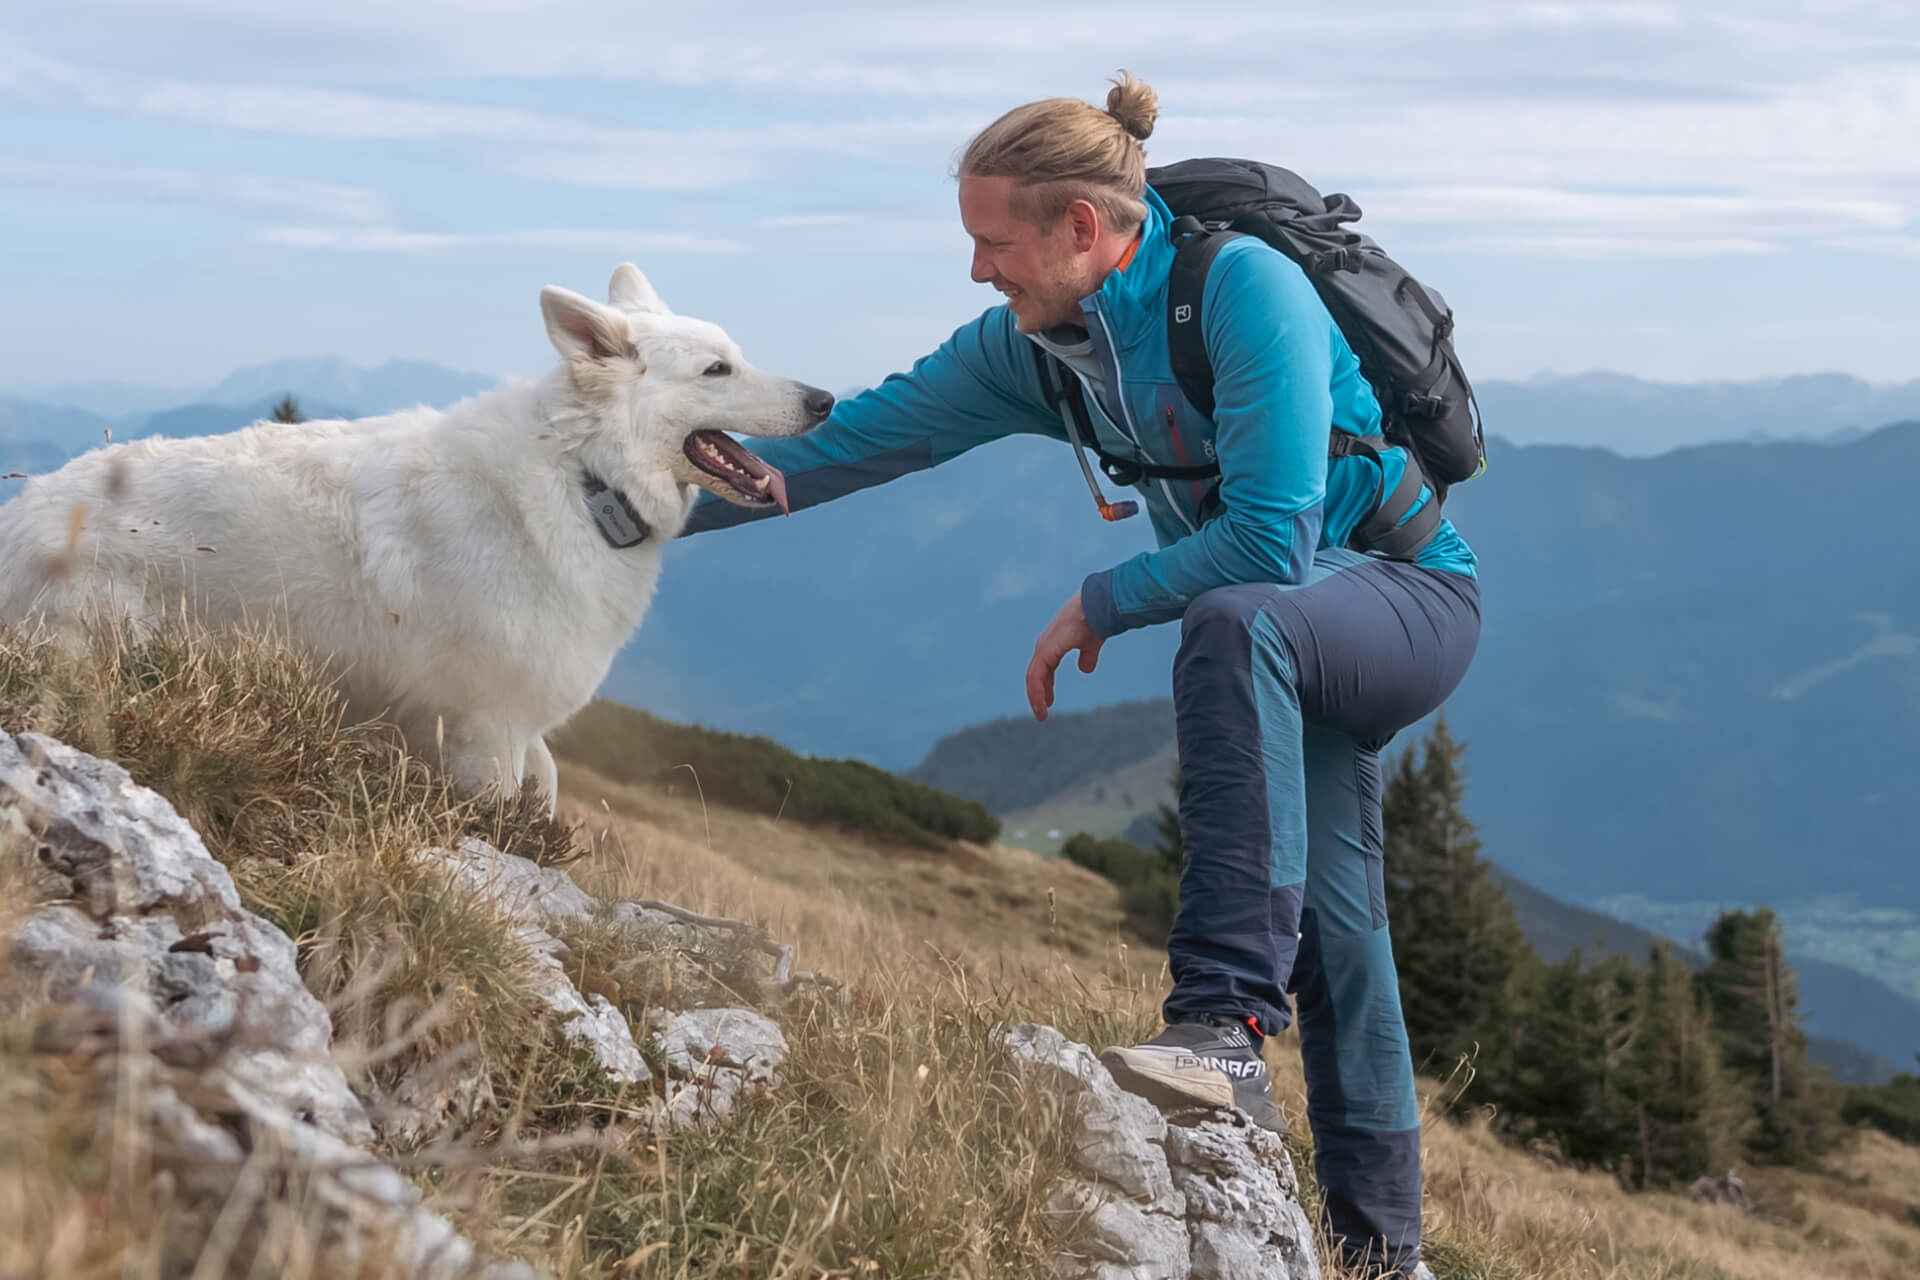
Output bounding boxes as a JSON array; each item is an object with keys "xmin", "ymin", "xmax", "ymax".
[{"xmin": 1098, "ymin": 1016, "xmax": 1288, "ymax": 1136}]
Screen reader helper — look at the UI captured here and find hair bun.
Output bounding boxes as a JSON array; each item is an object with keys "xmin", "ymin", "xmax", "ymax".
[{"xmin": 1105, "ymin": 70, "xmax": 1157, "ymax": 142}]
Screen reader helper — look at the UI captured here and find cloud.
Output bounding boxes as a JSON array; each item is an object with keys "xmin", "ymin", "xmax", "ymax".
[
  {"xmin": 1359, "ymin": 185, "xmax": 1910, "ymax": 258},
  {"xmin": 1440, "ymin": 234, "xmax": 1782, "ymax": 259},
  {"xmin": 0, "ymin": 154, "xmax": 390, "ymax": 223},
  {"xmin": 256, "ymin": 227, "xmax": 748, "ymax": 254},
  {"xmin": 0, "ymin": 41, "xmax": 977, "ymax": 191}
]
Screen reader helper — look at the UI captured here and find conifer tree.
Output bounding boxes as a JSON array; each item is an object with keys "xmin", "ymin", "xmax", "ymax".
[
  {"xmin": 1624, "ymin": 942, "xmax": 1744, "ymax": 1186},
  {"xmin": 1506, "ymin": 951, "xmax": 1641, "ymax": 1169},
  {"xmin": 271, "ymin": 394, "xmax": 305, "ymax": 424},
  {"xmin": 1697, "ymin": 908, "xmax": 1839, "ymax": 1164},
  {"xmin": 1382, "ymin": 717, "xmax": 1537, "ymax": 1100}
]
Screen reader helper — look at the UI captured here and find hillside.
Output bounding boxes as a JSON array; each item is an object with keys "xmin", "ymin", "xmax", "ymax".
[
  {"xmin": 6, "ymin": 620, "xmax": 1920, "ymax": 1278},
  {"xmin": 908, "ymin": 698, "xmax": 1920, "ymax": 1078}
]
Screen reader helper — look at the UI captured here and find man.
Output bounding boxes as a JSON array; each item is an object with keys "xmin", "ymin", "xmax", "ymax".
[{"xmin": 682, "ymin": 72, "xmax": 1480, "ymax": 1278}]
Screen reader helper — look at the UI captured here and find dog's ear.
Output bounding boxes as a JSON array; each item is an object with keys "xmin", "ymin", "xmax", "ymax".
[
  {"xmin": 607, "ymin": 263, "xmax": 669, "ymax": 316},
  {"xmin": 541, "ymin": 286, "xmax": 638, "ymax": 364}
]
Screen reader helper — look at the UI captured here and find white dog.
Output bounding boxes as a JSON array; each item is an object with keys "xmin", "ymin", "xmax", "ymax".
[{"xmin": 0, "ymin": 264, "xmax": 828, "ymax": 814}]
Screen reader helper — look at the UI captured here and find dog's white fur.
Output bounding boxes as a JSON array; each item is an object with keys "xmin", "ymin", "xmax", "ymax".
[{"xmin": 0, "ymin": 264, "xmax": 826, "ymax": 814}]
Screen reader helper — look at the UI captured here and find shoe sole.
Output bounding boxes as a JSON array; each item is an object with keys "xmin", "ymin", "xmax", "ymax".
[{"xmin": 1098, "ymin": 1046, "xmax": 1237, "ymax": 1111}]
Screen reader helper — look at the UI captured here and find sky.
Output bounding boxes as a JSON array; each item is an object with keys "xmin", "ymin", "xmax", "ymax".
[{"xmin": 4, "ymin": 1, "xmax": 1919, "ymax": 397}]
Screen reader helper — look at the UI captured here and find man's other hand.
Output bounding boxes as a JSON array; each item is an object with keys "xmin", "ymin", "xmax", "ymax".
[{"xmin": 1026, "ymin": 591, "xmax": 1104, "ymax": 722}]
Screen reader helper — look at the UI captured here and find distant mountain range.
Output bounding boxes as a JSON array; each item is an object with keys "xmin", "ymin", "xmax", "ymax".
[
  {"xmin": 6, "ymin": 360, "xmax": 1913, "ymax": 459},
  {"xmin": 1474, "ymin": 371, "xmax": 1920, "ymax": 455},
  {"xmin": 608, "ymin": 416, "xmax": 1920, "ymax": 1035},
  {"xmin": 2, "ymin": 357, "xmax": 496, "ymax": 433},
  {"xmin": 1, "ymin": 357, "xmax": 496, "ymax": 481},
  {"xmin": 6, "ymin": 357, "xmax": 1917, "ymax": 1001}
]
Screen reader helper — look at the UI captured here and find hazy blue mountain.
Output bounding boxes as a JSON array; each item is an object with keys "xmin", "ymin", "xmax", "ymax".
[
  {"xmin": 2, "ymin": 380, "xmax": 201, "ymax": 419},
  {"xmin": 1474, "ymin": 371, "xmax": 1920, "ymax": 455},
  {"xmin": 600, "ymin": 418, "xmax": 1920, "ymax": 933},
  {"xmin": 0, "ymin": 396, "xmax": 359, "ymax": 476},
  {"xmin": 199, "ymin": 358, "xmax": 495, "ymax": 416},
  {"xmin": 0, "ymin": 398, "xmax": 120, "ymax": 449},
  {"xmin": 134, "ymin": 396, "xmax": 359, "ymax": 440},
  {"xmin": 605, "ymin": 431, "xmax": 1173, "ymax": 764},
  {"xmin": 5, "ymin": 358, "xmax": 496, "ymax": 423}
]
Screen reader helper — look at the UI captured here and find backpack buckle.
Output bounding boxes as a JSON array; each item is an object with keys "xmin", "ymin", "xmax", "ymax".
[
  {"xmin": 1100, "ymin": 455, "xmax": 1144, "ymax": 487},
  {"xmin": 1403, "ymin": 392, "xmax": 1446, "ymax": 419},
  {"xmin": 1310, "ymin": 246, "xmax": 1362, "ymax": 274},
  {"xmin": 1169, "ymin": 214, "xmax": 1209, "ymax": 244}
]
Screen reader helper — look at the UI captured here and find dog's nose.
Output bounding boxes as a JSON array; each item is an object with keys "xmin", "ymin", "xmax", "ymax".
[{"xmin": 801, "ymin": 385, "xmax": 835, "ymax": 422}]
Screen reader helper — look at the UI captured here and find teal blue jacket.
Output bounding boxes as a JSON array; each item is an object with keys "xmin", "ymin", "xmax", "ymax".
[{"xmin": 684, "ymin": 187, "xmax": 1476, "ymax": 637}]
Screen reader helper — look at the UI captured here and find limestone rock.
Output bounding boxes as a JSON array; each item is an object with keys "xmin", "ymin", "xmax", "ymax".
[
  {"xmin": 1045, "ymin": 1177, "xmax": 1192, "ymax": 1280},
  {"xmin": 378, "ymin": 1047, "xmax": 497, "ymax": 1146},
  {"xmin": 2, "ymin": 730, "xmax": 370, "ymax": 1145},
  {"xmin": 521, "ymin": 923, "xmax": 651, "ymax": 1085},
  {"xmin": 1003, "ymin": 1021, "xmax": 1182, "ymax": 1213},
  {"xmin": 1, "ymin": 729, "xmax": 539, "ymax": 1279},
  {"xmin": 655, "ymin": 1006, "xmax": 788, "ymax": 1085},
  {"xmin": 638, "ymin": 1007, "xmax": 788, "ymax": 1130},
  {"xmin": 1002, "ymin": 1022, "xmax": 1320, "ymax": 1280},
  {"xmin": 418, "ymin": 836, "xmax": 598, "ymax": 926},
  {"xmin": 409, "ymin": 841, "xmax": 651, "ymax": 1088}
]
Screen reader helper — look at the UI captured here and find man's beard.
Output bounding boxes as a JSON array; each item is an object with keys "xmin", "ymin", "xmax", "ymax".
[{"xmin": 1012, "ymin": 259, "xmax": 1097, "ymax": 332}]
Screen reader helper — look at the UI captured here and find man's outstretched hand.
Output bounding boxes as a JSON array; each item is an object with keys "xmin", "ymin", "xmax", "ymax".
[{"xmin": 1027, "ymin": 591, "xmax": 1104, "ymax": 722}]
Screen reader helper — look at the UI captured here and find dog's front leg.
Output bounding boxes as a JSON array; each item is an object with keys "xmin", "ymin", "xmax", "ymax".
[
  {"xmin": 436, "ymin": 718, "xmax": 522, "ymax": 804},
  {"xmin": 524, "ymin": 737, "xmax": 559, "ymax": 820}
]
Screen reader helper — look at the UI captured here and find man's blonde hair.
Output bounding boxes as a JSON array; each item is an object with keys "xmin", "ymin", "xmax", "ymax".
[{"xmin": 956, "ymin": 71, "xmax": 1159, "ymax": 233}]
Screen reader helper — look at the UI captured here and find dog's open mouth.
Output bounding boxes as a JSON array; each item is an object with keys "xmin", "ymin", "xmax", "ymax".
[{"xmin": 684, "ymin": 430, "xmax": 789, "ymax": 513}]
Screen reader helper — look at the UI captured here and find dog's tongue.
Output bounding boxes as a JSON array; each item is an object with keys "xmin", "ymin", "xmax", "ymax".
[{"xmin": 764, "ymin": 465, "xmax": 790, "ymax": 516}]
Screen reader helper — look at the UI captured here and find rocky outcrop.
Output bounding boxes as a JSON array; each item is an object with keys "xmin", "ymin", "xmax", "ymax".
[
  {"xmin": 4, "ymin": 728, "xmax": 1326, "ymax": 1280},
  {"xmin": 412, "ymin": 837, "xmax": 791, "ymax": 1133},
  {"xmin": 650, "ymin": 1005, "xmax": 789, "ymax": 1127},
  {"xmin": 2, "ymin": 728, "xmax": 534, "ymax": 1278},
  {"xmin": 1004, "ymin": 1023, "xmax": 1321, "ymax": 1280}
]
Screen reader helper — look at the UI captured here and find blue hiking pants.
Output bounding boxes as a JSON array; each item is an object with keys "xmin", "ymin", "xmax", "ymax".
[{"xmin": 1163, "ymin": 548, "xmax": 1481, "ymax": 1277}]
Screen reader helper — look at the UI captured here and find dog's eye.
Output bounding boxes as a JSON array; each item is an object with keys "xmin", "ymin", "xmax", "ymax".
[{"xmin": 703, "ymin": 361, "xmax": 732, "ymax": 378}]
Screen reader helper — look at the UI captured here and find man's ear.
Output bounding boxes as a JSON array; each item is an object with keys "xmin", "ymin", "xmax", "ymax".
[
  {"xmin": 1065, "ymin": 198, "xmax": 1102, "ymax": 253},
  {"xmin": 541, "ymin": 285, "xmax": 636, "ymax": 363}
]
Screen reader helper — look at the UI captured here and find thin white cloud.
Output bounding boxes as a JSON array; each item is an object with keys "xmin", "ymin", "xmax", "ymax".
[
  {"xmin": 0, "ymin": 154, "xmax": 389, "ymax": 223},
  {"xmin": 1379, "ymin": 187, "xmax": 1906, "ymax": 234},
  {"xmin": 0, "ymin": 42, "xmax": 974, "ymax": 190},
  {"xmin": 1821, "ymin": 234, "xmax": 1920, "ymax": 258},
  {"xmin": 1441, "ymin": 234, "xmax": 1783, "ymax": 259},
  {"xmin": 256, "ymin": 226, "xmax": 746, "ymax": 254}
]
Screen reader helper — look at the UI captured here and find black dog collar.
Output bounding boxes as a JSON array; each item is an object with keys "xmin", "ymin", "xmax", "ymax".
[{"xmin": 580, "ymin": 471, "xmax": 651, "ymax": 549}]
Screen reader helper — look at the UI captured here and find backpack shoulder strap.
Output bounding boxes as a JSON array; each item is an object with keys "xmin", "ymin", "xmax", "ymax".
[{"xmin": 1165, "ymin": 218, "xmax": 1241, "ymax": 421}]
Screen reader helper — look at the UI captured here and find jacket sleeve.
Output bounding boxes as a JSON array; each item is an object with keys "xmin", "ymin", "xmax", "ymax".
[
  {"xmin": 1080, "ymin": 242, "xmax": 1330, "ymax": 637},
  {"xmin": 681, "ymin": 306, "xmax": 1065, "ymax": 535}
]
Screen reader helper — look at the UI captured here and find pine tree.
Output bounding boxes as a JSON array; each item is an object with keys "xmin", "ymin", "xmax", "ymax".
[
  {"xmin": 1624, "ymin": 942, "xmax": 1744, "ymax": 1186},
  {"xmin": 1506, "ymin": 951, "xmax": 1642, "ymax": 1169},
  {"xmin": 1697, "ymin": 908, "xmax": 1840, "ymax": 1164},
  {"xmin": 271, "ymin": 394, "xmax": 305, "ymax": 423},
  {"xmin": 1382, "ymin": 717, "xmax": 1538, "ymax": 1103}
]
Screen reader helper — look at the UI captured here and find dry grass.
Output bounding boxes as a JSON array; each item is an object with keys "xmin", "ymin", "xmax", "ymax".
[
  {"xmin": 0, "ymin": 621, "xmax": 1155, "ymax": 1278},
  {"xmin": 4, "ymin": 618, "xmax": 1919, "ymax": 1279}
]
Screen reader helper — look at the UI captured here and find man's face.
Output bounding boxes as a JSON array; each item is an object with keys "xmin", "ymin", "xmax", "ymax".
[{"xmin": 960, "ymin": 175, "xmax": 1095, "ymax": 333}]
